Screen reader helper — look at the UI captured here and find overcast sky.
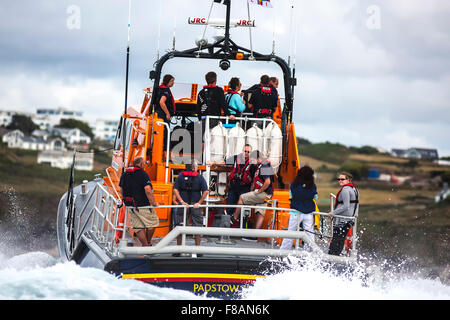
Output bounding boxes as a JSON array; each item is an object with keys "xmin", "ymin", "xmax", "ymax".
[{"xmin": 0, "ymin": 0, "xmax": 449, "ymax": 156}]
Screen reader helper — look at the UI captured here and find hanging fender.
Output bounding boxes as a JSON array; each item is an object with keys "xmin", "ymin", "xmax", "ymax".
[{"xmin": 114, "ymin": 205, "xmax": 126, "ymax": 244}]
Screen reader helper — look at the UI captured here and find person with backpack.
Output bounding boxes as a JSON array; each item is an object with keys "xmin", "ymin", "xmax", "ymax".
[
  {"xmin": 196, "ymin": 71, "xmax": 235, "ymax": 137},
  {"xmin": 173, "ymin": 160, "xmax": 209, "ymax": 248},
  {"xmin": 248, "ymin": 74, "xmax": 278, "ymax": 121},
  {"xmin": 225, "ymin": 77, "xmax": 246, "ymax": 117},
  {"xmin": 328, "ymin": 172, "xmax": 359, "ymax": 256},
  {"xmin": 119, "ymin": 157, "xmax": 159, "ymax": 246},
  {"xmin": 280, "ymin": 166, "xmax": 318, "ymax": 251}
]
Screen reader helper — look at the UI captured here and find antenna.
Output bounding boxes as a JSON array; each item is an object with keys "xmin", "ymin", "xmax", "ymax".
[{"xmin": 122, "ymin": 0, "xmax": 132, "ymax": 173}]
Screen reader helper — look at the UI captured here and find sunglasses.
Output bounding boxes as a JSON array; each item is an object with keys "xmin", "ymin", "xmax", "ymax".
[
  {"xmin": 337, "ymin": 178, "xmax": 347, "ymax": 181},
  {"xmin": 244, "ymin": 150, "xmax": 251, "ymax": 153}
]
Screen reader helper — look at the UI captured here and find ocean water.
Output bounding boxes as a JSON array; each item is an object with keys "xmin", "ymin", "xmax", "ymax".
[
  {"xmin": 0, "ymin": 250, "xmax": 448, "ymax": 300},
  {"xmin": 0, "ymin": 188, "xmax": 448, "ymax": 300}
]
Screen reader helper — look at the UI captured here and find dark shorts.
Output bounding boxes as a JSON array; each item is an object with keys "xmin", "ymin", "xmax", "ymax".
[{"xmin": 176, "ymin": 206, "xmax": 203, "ymax": 227}]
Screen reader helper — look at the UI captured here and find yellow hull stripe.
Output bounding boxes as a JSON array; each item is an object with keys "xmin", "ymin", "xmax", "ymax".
[{"xmin": 121, "ymin": 273, "xmax": 265, "ymax": 280}]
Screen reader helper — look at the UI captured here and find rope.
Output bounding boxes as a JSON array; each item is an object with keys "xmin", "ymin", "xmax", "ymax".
[{"xmin": 74, "ymin": 147, "xmax": 114, "ymax": 154}]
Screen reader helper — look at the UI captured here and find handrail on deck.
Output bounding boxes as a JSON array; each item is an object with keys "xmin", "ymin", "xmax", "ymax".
[{"xmin": 83, "ymin": 182, "xmax": 357, "ymax": 263}]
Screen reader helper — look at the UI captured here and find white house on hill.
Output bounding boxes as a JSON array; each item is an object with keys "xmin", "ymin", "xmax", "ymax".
[
  {"xmin": 391, "ymin": 147, "xmax": 439, "ymax": 160},
  {"xmin": 2, "ymin": 129, "xmax": 66, "ymax": 151},
  {"xmin": 52, "ymin": 127, "xmax": 91, "ymax": 145},
  {"xmin": 37, "ymin": 150, "xmax": 94, "ymax": 171},
  {"xmin": 33, "ymin": 107, "xmax": 83, "ymax": 130},
  {"xmin": 91, "ymin": 119, "xmax": 119, "ymax": 141}
]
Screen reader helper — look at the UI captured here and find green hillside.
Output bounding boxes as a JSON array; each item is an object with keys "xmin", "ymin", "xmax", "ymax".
[
  {"xmin": 298, "ymin": 138, "xmax": 450, "ymax": 270},
  {"xmin": 0, "ymin": 143, "xmax": 110, "ymax": 220},
  {"xmin": 1, "ymin": 139, "xmax": 448, "ymax": 272}
]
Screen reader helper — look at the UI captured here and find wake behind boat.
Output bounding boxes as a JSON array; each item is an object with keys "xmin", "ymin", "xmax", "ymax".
[{"xmin": 56, "ymin": 0, "xmax": 358, "ymax": 299}]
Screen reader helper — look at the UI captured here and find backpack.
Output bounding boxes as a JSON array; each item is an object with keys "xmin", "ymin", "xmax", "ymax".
[{"xmin": 225, "ymin": 92, "xmax": 241, "ymax": 116}]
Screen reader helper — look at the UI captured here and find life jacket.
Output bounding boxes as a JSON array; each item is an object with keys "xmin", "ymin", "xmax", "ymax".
[
  {"xmin": 199, "ymin": 85, "xmax": 217, "ymax": 115},
  {"xmin": 178, "ymin": 171, "xmax": 202, "ymax": 203},
  {"xmin": 335, "ymin": 183, "xmax": 359, "ymax": 217},
  {"xmin": 225, "ymin": 90, "xmax": 241, "ymax": 115},
  {"xmin": 228, "ymin": 154, "xmax": 253, "ymax": 186},
  {"xmin": 290, "ymin": 183, "xmax": 317, "ymax": 214},
  {"xmin": 253, "ymin": 86, "xmax": 276, "ymax": 118},
  {"xmin": 253, "ymin": 159, "xmax": 271, "ymax": 190},
  {"xmin": 158, "ymin": 84, "xmax": 176, "ymax": 114},
  {"xmin": 121, "ymin": 166, "xmax": 148, "ymax": 207}
]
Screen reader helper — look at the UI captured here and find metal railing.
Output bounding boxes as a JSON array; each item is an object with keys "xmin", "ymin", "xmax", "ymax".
[
  {"xmin": 75, "ymin": 182, "xmax": 121, "ymax": 256},
  {"xmin": 201, "ymin": 114, "xmax": 279, "ymax": 231},
  {"xmin": 77, "ymin": 182, "xmax": 357, "ymax": 264},
  {"xmin": 203, "ymin": 114, "xmax": 278, "ymax": 164}
]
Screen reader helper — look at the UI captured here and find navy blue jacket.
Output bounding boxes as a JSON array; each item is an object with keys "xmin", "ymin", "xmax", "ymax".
[
  {"xmin": 173, "ymin": 171, "xmax": 208, "ymax": 204},
  {"xmin": 119, "ymin": 166, "xmax": 153, "ymax": 207},
  {"xmin": 290, "ymin": 183, "xmax": 317, "ymax": 214}
]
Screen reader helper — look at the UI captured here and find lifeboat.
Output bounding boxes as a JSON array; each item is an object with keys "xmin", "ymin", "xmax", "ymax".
[
  {"xmin": 226, "ymin": 122, "xmax": 246, "ymax": 158},
  {"xmin": 56, "ymin": 1, "xmax": 358, "ymax": 299},
  {"xmin": 246, "ymin": 123, "xmax": 263, "ymax": 153}
]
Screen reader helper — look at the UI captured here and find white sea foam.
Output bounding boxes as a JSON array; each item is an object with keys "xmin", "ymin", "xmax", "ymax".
[
  {"xmin": 0, "ymin": 253, "xmax": 202, "ymax": 300},
  {"xmin": 240, "ymin": 255, "xmax": 450, "ymax": 300},
  {"xmin": 0, "ymin": 251, "xmax": 448, "ymax": 300}
]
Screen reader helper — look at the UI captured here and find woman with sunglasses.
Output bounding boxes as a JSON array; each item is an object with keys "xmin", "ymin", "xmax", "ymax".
[{"xmin": 327, "ymin": 172, "xmax": 359, "ymax": 256}]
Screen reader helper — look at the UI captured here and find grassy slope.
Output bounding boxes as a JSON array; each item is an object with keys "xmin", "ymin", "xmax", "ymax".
[
  {"xmin": 299, "ymin": 146, "xmax": 450, "ymax": 270},
  {"xmin": 1, "ymin": 141, "xmax": 448, "ymax": 270},
  {"xmin": 0, "ymin": 143, "xmax": 110, "ymax": 220}
]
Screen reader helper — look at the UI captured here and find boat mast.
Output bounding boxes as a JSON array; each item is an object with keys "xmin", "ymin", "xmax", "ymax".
[
  {"xmin": 149, "ymin": 0, "xmax": 295, "ymax": 116},
  {"xmin": 122, "ymin": 0, "xmax": 132, "ymax": 173},
  {"xmin": 223, "ymin": 0, "xmax": 231, "ymax": 55}
]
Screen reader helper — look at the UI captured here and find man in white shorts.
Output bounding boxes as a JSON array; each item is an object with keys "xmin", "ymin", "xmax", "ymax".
[{"xmin": 231, "ymin": 150, "xmax": 273, "ymax": 233}]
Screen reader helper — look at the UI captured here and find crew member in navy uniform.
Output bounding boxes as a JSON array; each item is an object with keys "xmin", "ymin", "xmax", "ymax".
[
  {"xmin": 196, "ymin": 71, "xmax": 235, "ymax": 137},
  {"xmin": 328, "ymin": 172, "xmax": 359, "ymax": 256},
  {"xmin": 155, "ymin": 74, "xmax": 175, "ymax": 121},
  {"xmin": 248, "ymin": 74, "xmax": 278, "ymax": 122},
  {"xmin": 173, "ymin": 160, "xmax": 209, "ymax": 248},
  {"xmin": 155, "ymin": 74, "xmax": 175, "ymax": 151},
  {"xmin": 225, "ymin": 144, "xmax": 256, "ymax": 218},
  {"xmin": 231, "ymin": 150, "xmax": 273, "ymax": 237},
  {"xmin": 119, "ymin": 157, "xmax": 159, "ymax": 246}
]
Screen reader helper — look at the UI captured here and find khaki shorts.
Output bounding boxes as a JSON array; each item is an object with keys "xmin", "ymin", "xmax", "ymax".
[
  {"xmin": 240, "ymin": 190, "xmax": 271, "ymax": 216},
  {"xmin": 130, "ymin": 207, "xmax": 159, "ymax": 229}
]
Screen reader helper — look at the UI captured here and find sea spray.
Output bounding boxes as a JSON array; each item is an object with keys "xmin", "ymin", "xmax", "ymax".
[
  {"xmin": 0, "ymin": 257, "xmax": 203, "ymax": 300},
  {"xmin": 0, "ymin": 248, "xmax": 448, "ymax": 300},
  {"xmin": 0, "ymin": 186, "xmax": 448, "ymax": 300},
  {"xmin": 240, "ymin": 253, "xmax": 450, "ymax": 300},
  {"xmin": 0, "ymin": 187, "xmax": 55, "ymax": 257}
]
